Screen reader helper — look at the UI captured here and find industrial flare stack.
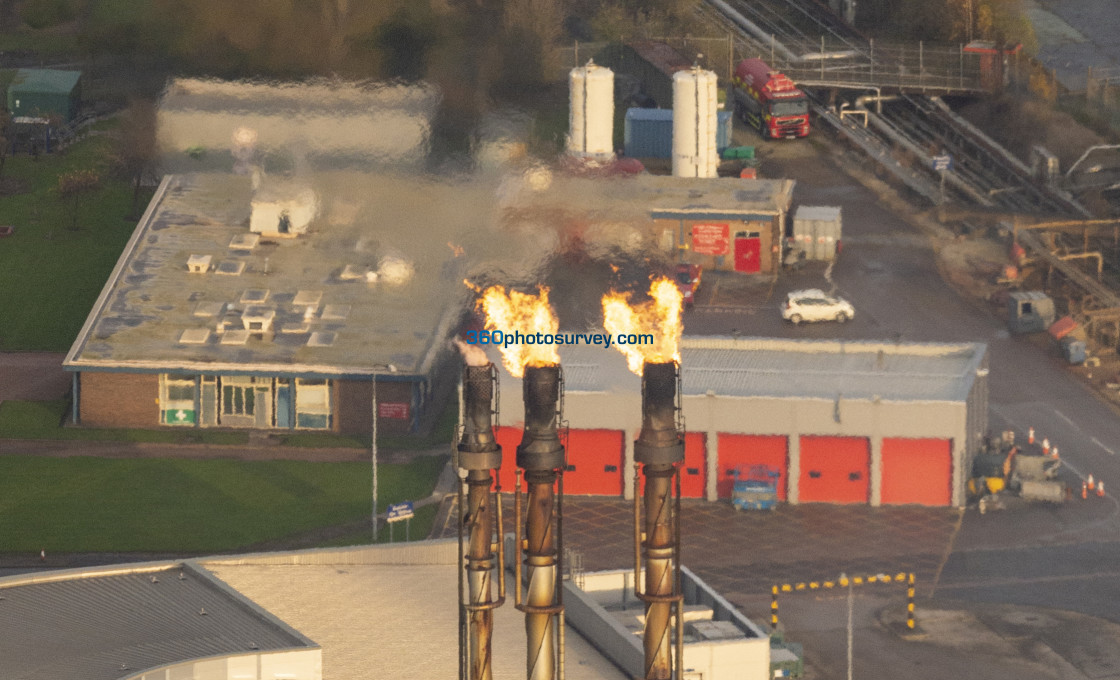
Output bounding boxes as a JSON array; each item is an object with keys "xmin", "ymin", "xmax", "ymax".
[
  {"xmin": 633, "ymin": 360, "xmax": 685, "ymax": 680},
  {"xmin": 457, "ymin": 363, "xmax": 506, "ymax": 680},
  {"xmin": 515, "ymin": 364, "xmax": 568, "ymax": 680}
]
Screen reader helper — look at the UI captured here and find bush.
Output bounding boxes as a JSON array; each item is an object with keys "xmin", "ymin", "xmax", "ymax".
[{"xmin": 20, "ymin": 0, "xmax": 77, "ymax": 30}]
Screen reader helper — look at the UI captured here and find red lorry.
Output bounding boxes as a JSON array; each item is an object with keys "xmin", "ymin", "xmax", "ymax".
[{"xmin": 731, "ymin": 58, "xmax": 810, "ymax": 139}]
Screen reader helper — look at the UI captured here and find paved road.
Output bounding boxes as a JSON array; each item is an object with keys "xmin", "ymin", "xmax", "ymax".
[
  {"xmin": 671, "ymin": 130, "xmax": 1120, "ymax": 675},
  {"xmin": 1026, "ymin": 0, "xmax": 1120, "ymax": 89}
]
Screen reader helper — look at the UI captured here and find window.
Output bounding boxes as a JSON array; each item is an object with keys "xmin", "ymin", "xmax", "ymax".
[
  {"xmin": 295, "ymin": 379, "xmax": 331, "ymax": 429},
  {"xmin": 222, "ymin": 376, "xmax": 257, "ymax": 417},
  {"xmin": 160, "ymin": 375, "xmax": 197, "ymax": 426},
  {"xmin": 770, "ymin": 98, "xmax": 808, "ymax": 117}
]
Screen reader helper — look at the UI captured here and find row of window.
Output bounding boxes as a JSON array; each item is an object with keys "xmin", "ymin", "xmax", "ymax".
[{"xmin": 159, "ymin": 375, "xmax": 332, "ymax": 429}]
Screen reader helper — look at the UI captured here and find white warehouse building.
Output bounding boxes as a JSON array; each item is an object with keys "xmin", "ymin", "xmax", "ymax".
[{"xmin": 490, "ymin": 336, "xmax": 989, "ymax": 507}]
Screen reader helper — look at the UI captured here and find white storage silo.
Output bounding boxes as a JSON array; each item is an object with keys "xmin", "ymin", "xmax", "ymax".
[
  {"xmin": 672, "ymin": 67, "xmax": 719, "ymax": 178},
  {"xmin": 567, "ymin": 61, "xmax": 615, "ymax": 159}
]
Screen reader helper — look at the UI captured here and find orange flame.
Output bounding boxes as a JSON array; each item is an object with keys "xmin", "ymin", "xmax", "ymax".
[
  {"xmin": 601, "ymin": 277, "xmax": 683, "ymax": 375},
  {"xmin": 473, "ymin": 284, "xmax": 559, "ymax": 377}
]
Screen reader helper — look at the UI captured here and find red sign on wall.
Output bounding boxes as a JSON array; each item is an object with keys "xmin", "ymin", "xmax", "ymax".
[
  {"xmin": 378, "ymin": 402, "xmax": 411, "ymax": 420},
  {"xmin": 691, "ymin": 223, "xmax": 730, "ymax": 255}
]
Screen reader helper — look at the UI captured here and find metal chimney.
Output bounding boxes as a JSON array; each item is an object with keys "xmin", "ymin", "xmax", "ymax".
[
  {"xmin": 515, "ymin": 364, "xmax": 567, "ymax": 680},
  {"xmin": 457, "ymin": 364, "xmax": 505, "ymax": 680},
  {"xmin": 633, "ymin": 360, "xmax": 685, "ymax": 680}
]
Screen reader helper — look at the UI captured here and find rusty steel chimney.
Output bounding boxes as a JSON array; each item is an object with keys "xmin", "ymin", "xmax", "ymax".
[
  {"xmin": 514, "ymin": 364, "xmax": 567, "ymax": 680},
  {"xmin": 633, "ymin": 360, "xmax": 684, "ymax": 680},
  {"xmin": 457, "ymin": 363, "xmax": 505, "ymax": 680}
]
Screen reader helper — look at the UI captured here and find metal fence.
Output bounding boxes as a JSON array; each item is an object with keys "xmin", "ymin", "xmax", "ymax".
[
  {"xmin": 745, "ymin": 38, "xmax": 987, "ymax": 94},
  {"xmin": 552, "ymin": 37, "xmax": 987, "ymax": 94}
]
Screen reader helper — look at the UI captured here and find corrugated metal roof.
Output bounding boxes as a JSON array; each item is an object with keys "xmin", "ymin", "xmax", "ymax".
[
  {"xmin": 0, "ymin": 563, "xmax": 313, "ymax": 680},
  {"xmin": 9, "ymin": 68, "xmax": 81, "ymax": 95},
  {"xmin": 502, "ymin": 174, "xmax": 794, "ymax": 222},
  {"xmin": 490, "ymin": 336, "xmax": 985, "ymax": 403},
  {"xmin": 205, "ymin": 552, "xmax": 626, "ymax": 680}
]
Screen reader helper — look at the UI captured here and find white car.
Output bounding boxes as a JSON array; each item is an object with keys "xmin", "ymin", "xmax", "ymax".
[{"xmin": 781, "ymin": 289, "xmax": 855, "ymax": 324}]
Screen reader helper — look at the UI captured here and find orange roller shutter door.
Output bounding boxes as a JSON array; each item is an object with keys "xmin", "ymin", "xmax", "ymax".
[
  {"xmin": 881, "ymin": 438, "xmax": 952, "ymax": 506},
  {"xmin": 799, "ymin": 436, "xmax": 869, "ymax": 504},
  {"xmin": 565, "ymin": 429, "xmax": 625, "ymax": 496},
  {"xmin": 716, "ymin": 434, "xmax": 788, "ymax": 500}
]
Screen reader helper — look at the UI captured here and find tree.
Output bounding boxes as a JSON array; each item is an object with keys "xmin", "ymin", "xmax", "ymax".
[
  {"xmin": 57, "ymin": 169, "xmax": 100, "ymax": 231},
  {"xmin": 110, "ymin": 99, "xmax": 159, "ymax": 218}
]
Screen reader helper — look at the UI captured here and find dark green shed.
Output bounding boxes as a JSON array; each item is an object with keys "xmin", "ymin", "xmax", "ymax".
[{"xmin": 6, "ymin": 69, "xmax": 82, "ymax": 123}]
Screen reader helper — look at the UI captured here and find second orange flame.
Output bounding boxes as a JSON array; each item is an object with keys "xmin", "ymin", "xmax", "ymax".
[{"xmin": 601, "ymin": 277, "xmax": 683, "ymax": 375}]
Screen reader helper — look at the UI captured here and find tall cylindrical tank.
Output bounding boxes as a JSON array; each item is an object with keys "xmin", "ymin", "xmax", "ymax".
[
  {"xmin": 568, "ymin": 61, "xmax": 615, "ymax": 159},
  {"xmin": 672, "ymin": 68, "xmax": 719, "ymax": 178}
]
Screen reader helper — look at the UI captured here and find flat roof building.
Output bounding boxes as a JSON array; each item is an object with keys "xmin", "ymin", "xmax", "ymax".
[
  {"xmin": 500, "ymin": 174, "xmax": 795, "ymax": 275},
  {"xmin": 64, "ymin": 171, "xmax": 498, "ymax": 434},
  {"xmin": 488, "ymin": 336, "xmax": 988, "ymax": 507}
]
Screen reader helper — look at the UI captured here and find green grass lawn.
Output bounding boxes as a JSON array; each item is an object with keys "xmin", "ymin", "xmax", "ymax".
[
  {"xmin": 0, "ymin": 399, "xmax": 249, "ymax": 444},
  {"xmin": 0, "ymin": 454, "xmax": 447, "ymax": 553},
  {"xmin": 0, "ymin": 396, "xmax": 457, "ymax": 450},
  {"xmin": 0, "ymin": 131, "xmax": 149, "ymax": 351}
]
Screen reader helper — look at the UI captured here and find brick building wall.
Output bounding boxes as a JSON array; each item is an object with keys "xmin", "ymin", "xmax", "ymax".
[
  {"xmin": 79, "ymin": 372, "xmax": 159, "ymax": 428},
  {"xmin": 336, "ymin": 378, "xmax": 414, "ymax": 435}
]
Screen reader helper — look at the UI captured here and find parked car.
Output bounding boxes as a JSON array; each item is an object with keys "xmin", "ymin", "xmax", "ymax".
[
  {"xmin": 780, "ymin": 289, "xmax": 855, "ymax": 324},
  {"xmin": 675, "ymin": 263, "xmax": 702, "ymax": 307}
]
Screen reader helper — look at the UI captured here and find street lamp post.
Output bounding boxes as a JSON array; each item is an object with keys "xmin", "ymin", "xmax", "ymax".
[{"xmin": 371, "ymin": 364, "xmax": 398, "ymax": 542}]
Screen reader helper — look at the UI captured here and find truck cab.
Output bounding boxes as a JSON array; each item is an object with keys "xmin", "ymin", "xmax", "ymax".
[{"xmin": 732, "ymin": 58, "xmax": 810, "ymax": 139}]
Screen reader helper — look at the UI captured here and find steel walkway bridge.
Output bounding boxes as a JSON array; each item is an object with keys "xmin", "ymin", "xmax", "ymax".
[{"xmin": 707, "ymin": 0, "xmax": 991, "ymax": 95}]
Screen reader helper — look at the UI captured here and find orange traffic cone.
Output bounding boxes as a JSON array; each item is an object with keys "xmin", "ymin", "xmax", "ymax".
[
  {"xmin": 1042, "ymin": 438, "xmax": 1051, "ymax": 455},
  {"xmin": 1088, "ymin": 474, "xmax": 1096, "ymax": 491},
  {"xmin": 1029, "ymin": 427, "xmax": 1035, "ymax": 444},
  {"xmin": 1082, "ymin": 482, "xmax": 1088, "ymax": 499},
  {"xmin": 1098, "ymin": 481, "xmax": 1106, "ymax": 497},
  {"xmin": 1051, "ymin": 446, "xmax": 1060, "ymax": 460}
]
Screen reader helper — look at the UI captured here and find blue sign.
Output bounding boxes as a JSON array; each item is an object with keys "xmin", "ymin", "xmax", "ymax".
[
  {"xmin": 931, "ymin": 154, "xmax": 952, "ymax": 172},
  {"xmin": 387, "ymin": 501, "xmax": 415, "ymax": 522}
]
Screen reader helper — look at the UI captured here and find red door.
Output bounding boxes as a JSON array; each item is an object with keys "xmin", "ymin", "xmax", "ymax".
[
  {"xmin": 881, "ymin": 438, "xmax": 952, "ymax": 506},
  {"xmin": 733, "ymin": 233, "xmax": 761, "ymax": 273},
  {"xmin": 716, "ymin": 434, "xmax": 788, "ymax": 500},
  {"xmin": 565, "ymin": 429, "xmax": 625, "ymax": 495},
  {"xmin": 680, "ymin": 432, "xmax": 707, "ymax": 498},
  {"xmin": 799, "ymin": 436, "xmax": 869, "ymax": 504},
  {"xmin": 493, "ymin": 425, "xmax": 521, "ymax": 492}
]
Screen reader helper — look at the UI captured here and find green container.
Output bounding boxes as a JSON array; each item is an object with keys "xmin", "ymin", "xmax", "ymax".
[{"xmin": 736, "ymin": 146, "xmax": 756, "ymax": 160}]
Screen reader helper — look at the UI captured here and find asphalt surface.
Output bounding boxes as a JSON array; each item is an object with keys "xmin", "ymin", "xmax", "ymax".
[{"xmin": 1026, "ymin": 0, "xmax": 1120, "ymax": 90}]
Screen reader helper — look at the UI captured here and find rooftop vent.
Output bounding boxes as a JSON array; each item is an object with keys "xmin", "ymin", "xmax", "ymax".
[
  {"xmin": 240, "ymin": 288, "xmax": 270, "ymax": 305},
  {"xmin": 292, "ymin": 290, "xmax": 323, "ymax": 307},
  {"xmin": 187, "ymin": 255, "xmax": 212, "ymax": 273},
  {"xmin": 340, "ymin": 264, "xmax": 368, "ymax": 281},
  {"xmin": 307, "ymin": 331, "xmax": 336, "ymax": 347},
  {"xmin": 215, "ymin": 260, "xmax": 246, "ymax": 276},
  {"xmin": 241, "ymin": 305, "xmax": 276, "ymax": 332},
  {"xmin": 321, "ymin": 304, "xmax": 351, "ymax": 321},
  {"xmin": 193, "ymin": 301, "xmax": 224, "ymax": 317},
  {"xmin": 179, "ymin": 328, "xmax": 211, "ymax": 345},
  {"xmin": 229, "ymin": 233, "xmax": 261, "ymax": 250},
  {"xmin": 220, "ymin": 330, "xmax": 250, "ymax": 345}
]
